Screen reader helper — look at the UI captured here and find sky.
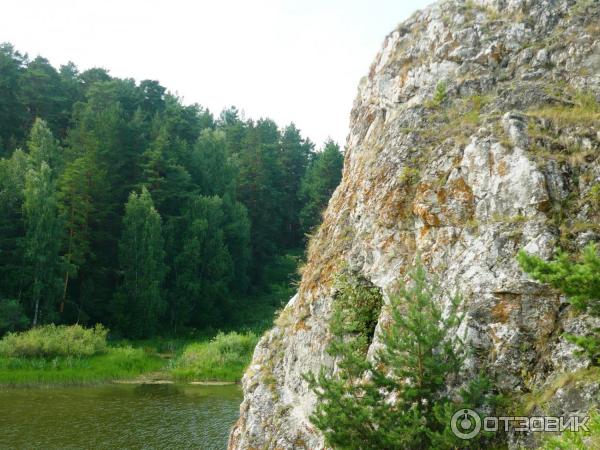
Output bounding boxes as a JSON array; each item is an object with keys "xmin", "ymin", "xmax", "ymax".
[{"xmin": 0, "ymin": 0, "xmax": 433, "ymax": 147}]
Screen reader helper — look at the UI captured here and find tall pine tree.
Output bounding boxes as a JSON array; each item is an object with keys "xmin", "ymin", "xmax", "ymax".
[
  {"xmin": 112, "ymin": 188, "xmax": 166, "ymax": 337},
  {"xmin": 299, "ymin": 139, "xmax": 344, "ymax": 236}
]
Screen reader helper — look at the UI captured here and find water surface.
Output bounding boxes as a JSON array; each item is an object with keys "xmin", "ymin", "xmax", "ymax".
[{"xmin": 0, "ymin": 383, "xmax": 242, "ymax": 449}]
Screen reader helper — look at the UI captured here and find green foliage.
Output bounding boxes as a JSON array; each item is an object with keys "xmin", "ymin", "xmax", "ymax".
[
  {"xmin": 229, "ymin": 249, "xmax": 302, "ymax": 333},
  {"xmin": 0, "ymin": 345, "xmax": 162, "ymax": 386},
  {"xmin": 0, "ymin": 324, "xmax": 108, "ymax": 358},
  {"xmin": 329, "ymin": 271, "xmax": 383, "ymax": 349},
  {"xmin": 299, "ymin": 140, "xmax": 344, "ymax": 235},
  {"xmin": 22, "ymin": 161, "xmax": 63, "ymax": 326},
  {"xmin": 28, "ymin": 118, "xmax": 62, "ymax": 172},
  {"xmin": 398, "ymin": 166, "xmax": 421, "ymax": 185},
  {"xmin": 279, "ymin": 124, "xmax": 315, "ymax": 245},
  {"xmin": 0, "ymin": 299, "xmax": 29, "ymax": 335},
  {"xmin": 588, "ymin": 184, "xmax": 600, "ymax": 212},
  {"xmin": 305, "ymin": 264, "xmax": 498, "ymax": 449},
  {"xmin": 540, "ymin": 410, "xmax": 600, "ymax": 449},
  {"xmin": 57, "ymin": 153, "xmax": 101, "ymax": 316},
  {"xmin": 0, "ymin": 150, "xmax": 28, "ymax": 298},
  {"xmin": 529, "ymin": 90, "xmax": 599, "ymax": 127},
  {"xmin": 112, "ymin": 188, "xmax": 166, "ymax": 338},
  {"xmin": 518, "ymin": 244, "xmax": 600, "ymax": 313},
  {"xmin": 0, "ymin": 44, "xmax": 340, "ymax": 337},
  {"xmin": 171, "ymin": 331, "xmax": 258, "ymax": 381},
  {"xmin": 518, "ymin": 243, "xmax": 600, "ymax": 362},
  {"xmin": 171, "ymin": 195, "xmax": 235, "ymax": 328},
  {"xmin": 426, "ymin": 80, "xmax": 448, "ymax": 109}
]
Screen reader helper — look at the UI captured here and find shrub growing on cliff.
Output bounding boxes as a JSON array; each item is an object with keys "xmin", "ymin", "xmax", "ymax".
[
  {"xmin": 426, "ymin": 80, "xmax": 448, "ymax": 109},
  {"xmin": 305, "ymin": 264, "xmax": 498, "ymax": 449},
  {"xmin": 0, "ymin": 324, "xmax": 108, "ymax": 358},
  {"xmin": 518, "ymin": 243, "xmax": 600, "ymax": 362}
]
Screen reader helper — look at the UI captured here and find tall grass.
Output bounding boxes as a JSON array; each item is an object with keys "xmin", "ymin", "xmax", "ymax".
[
  {"xmin": 0, "ymin": 346, "xmax": 163, "ymax": 386},
  {"xmin": 530, "ymin": 91, "xmax": 600, "ymax": 127},
  {"xmin": 0, "ymin": 324, "xmax": 164, "ymax": 386},
  {"xmin": 171, "ymin": 332, "xmax": 258, "ymax": 382}
]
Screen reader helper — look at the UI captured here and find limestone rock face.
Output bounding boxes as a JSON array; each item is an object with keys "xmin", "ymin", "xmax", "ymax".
[{"xmin": 229, "ymin": 0, "xmax": 600, "ymax": 448}]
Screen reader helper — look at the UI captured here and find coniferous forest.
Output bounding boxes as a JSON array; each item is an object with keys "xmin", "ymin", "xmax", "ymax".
[{"xmin": 0, "ymin": 43, "xmax": 344, "ymax": 338}]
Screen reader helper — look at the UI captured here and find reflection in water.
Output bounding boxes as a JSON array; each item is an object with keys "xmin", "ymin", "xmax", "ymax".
[{"xmin": 0, "ymin": 384, "xmax": 242, "ymax": 450}]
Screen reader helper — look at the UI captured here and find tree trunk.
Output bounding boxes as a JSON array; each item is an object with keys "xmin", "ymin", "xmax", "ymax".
[
  {"xmin": 32, "ymin": 297, "xmax": 39, "ymax": 327},
  {"xmin": 61, "ymin": 270, "xmax": 69, "ymax": 313}
]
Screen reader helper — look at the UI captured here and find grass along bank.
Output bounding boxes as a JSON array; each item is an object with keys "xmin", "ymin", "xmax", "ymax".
[
  {"xmin": 0, "ymin": 347, "xmax": 164, "ymax": 386},
  {"xmin": 170, "ymin": 332, "xmax": 258, "ymax": 382},
  {"xmin": 0, "ymin": 325, "xmax": 259, "ymax": 386},
  {"xmin": 0, "ymin": 325, "xmax": 164, "ymax": 386}
]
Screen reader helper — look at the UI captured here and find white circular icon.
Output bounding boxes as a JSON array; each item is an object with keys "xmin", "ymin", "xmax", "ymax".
[{"xmin": 451, "ymin": 408, "xmax": 481, "ymax": 440}]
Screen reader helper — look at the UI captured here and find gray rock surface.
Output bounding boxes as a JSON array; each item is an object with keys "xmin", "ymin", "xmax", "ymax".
[{"xmin": 229, "ymin": 0, "xmax": 600, "ymax": 448}]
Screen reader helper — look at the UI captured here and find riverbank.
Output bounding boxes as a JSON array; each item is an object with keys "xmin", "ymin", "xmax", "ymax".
[
  {"xmin": 0, "ymin": 331, "xmax": 258, "ymax": 387},
  {"xmin": 0, "ymin": 347, "xmax": 164, "ymax": 387}
]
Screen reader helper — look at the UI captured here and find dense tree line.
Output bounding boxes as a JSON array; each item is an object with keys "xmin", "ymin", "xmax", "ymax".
[{"xmin": 0, "ymin": 43, "xmax": 344, "ymax": 337}]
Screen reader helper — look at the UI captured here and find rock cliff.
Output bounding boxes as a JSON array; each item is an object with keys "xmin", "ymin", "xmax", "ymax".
[{"xmin": 230, "ymin": 0, "xmax": 600, "ymax": 448}]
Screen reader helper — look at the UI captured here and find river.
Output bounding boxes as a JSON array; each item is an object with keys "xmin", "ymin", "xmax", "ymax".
[{"xmin": 0, "ymin": 383, "xmax": 242, "ymax": 449}]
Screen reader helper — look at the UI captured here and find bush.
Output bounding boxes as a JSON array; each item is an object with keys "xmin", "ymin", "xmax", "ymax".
[
  {"xmin": 172, "ymin": 331, "xmax": 258, "ymax": 381},
  {"xmin": 0, "ymin": 324, "xmax": 108, "ymax": 358},
  {"xmin": 426, "ymin": 80, "xmax": 448, "ymax": 108}
]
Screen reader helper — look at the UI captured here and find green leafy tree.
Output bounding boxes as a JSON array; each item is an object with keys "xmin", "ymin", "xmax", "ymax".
[
  {"xmin": 0, "ymin": 43, "xmax": 340, "ymax": 336},
  {"xmin": 21, "ymin": 57, "xmax": 71, "ymax": 137},
  {"xmin": 0, "ymin": 43, "xmax": 28, "ymax": 153},
  {"xmin": 221, "ymin": 195, "xmax": 251, "ymax": 294},
  {"xmin": 28, "ymin": 118, "xmax": 63, "ymax": 173},
  {"xmin": 140, "ymin": 125, "xmax": 193, "ymax": 217},
  {"xmin": 171, "ymin": 195, "xmax": 233, "ymax": 329},
  {"xmin": 518, "ymin": 243, "xmax": 600, "ymax": 362},
  {"xmin": 112, "ymin": 188, "xmax": 166, "ymax": 337},
  {"xmin": 22, "ymin": 163, "xmax": 63, "ymax": 326},
  {"xmin": 0, "ymin": 149, "xmax": 29, "ymax": 303},
  {"xmin": 278, "ymin": 124, "xmax": 314, "ymax": 247},
  {"xmin": 299, "ymin": 139, "xmax": 344, "ymax": 236},
  {"xmin": 66, "ymin": 93, "xmax": 140, "ymax": 321},
  {"xmin": 237, "ymin": 120, "xmax": 284, "ymax": 278},
  {"xmin": 57, "ymin": 154, "xmax": 102, "ymax": 318},
  {"xmin": 306, "ymin": 264, "xmax": 497, "ymax": 449},
  {"xmin": 189, "ymin": 129, "xmax": 236, "ymax": 196}
]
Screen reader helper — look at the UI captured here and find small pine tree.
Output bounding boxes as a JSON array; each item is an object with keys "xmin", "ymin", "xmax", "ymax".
[
  {"xmin": 518, "ymin": 243, "xmax": 600, "ymax": 362},
  {"xmin": 305, "ymin": 263, "xmax": 497, "ymax": 449},
  {"xmin": 304, "ymin": 272, "xmax": 385, "ymax": 449}
]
